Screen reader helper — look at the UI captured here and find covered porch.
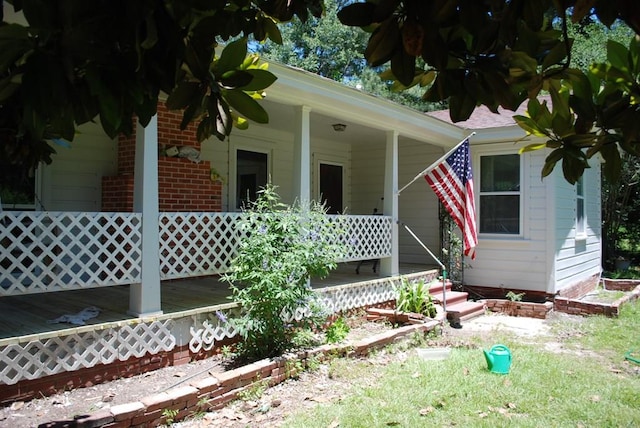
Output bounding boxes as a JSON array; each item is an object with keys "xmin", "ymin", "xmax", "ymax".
[{"xmin": 0, "ymin": 262, "xmax": 436, "ymax": 341}]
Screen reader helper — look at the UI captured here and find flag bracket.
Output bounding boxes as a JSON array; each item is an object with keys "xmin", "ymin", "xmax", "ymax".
[{"xmin": 398, "ymin": 220, "xmax": 448, "ymax": 313}]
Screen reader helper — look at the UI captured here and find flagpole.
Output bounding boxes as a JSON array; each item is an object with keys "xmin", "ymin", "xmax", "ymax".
[
  {"xmin": 396, "ymin": 131, "xmax": 476, "ymax": 196},
  {"xmin": 398, "ymin": 220, "xmax": 448, "ymax": 313}
]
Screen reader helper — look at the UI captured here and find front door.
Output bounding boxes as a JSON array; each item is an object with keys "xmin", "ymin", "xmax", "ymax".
[{"xmin": 319, "ymin": 163, "xmax": 343, "ymax": 214}]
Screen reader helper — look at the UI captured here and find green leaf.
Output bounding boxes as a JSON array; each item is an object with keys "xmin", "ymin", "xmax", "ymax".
[
  {"xmin": 542, "ymin": 39, "xmax": 570, "ymax": 71},
  {"xmin": 220, "ymin": 70, "xmax": 254, "ymax": 89},
  {"xmin": 0, "ymin": 76, "xmax": 19, "ymax": 102},
  {"xmin": 449, "ymin": 93, "xmax": 476, "ymax": 122},
  {"xmin": 224, "ymin": 89, "xmax": 268, "ymax": 123},
  {"xmin": 542, "ymin": 148, "xmax": 564, "ymax": 178},
  {"xmin": 607, "ymin": 39, "xmax": 629, "ymax": 71},
  {"xmin": 262, "ymin": 15, "xmax": 282, "ymax": 44},
  {"xmin": 513, "ymin": 115, "xmax": 548, "ymax": 137},
  {"xmin": 337, "ymin": 3, "xmax": 375, "ymax": 27},
  {"xmin": 166, "ymin": 81, "xmax": 202, "ymax": 110},
  {"xmin": 238, "ymin": 69, "xmax": 277, "ymax": 91},
  {"xmin": 518, "ymin": 142, "xmax": 547, "ymax": 154},
  {"xmin": 365, "ymin": 18, "xmax": 400, "ymax": 67},
  {"xmin": 217, "ymin": 38, "xmax": 248, "ymax": 73},
  {"xmin": 600, "ymin": 143, "xmax": 622, "ymax": 182},
  {"xmin": 390, "ymin": 47, "xmax": 415, "ymax": 87}
]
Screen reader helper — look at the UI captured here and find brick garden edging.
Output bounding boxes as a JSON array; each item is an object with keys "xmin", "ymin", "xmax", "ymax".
[
  {"xmin": 68, "ymin": 319, "xmax": 443, "ymax": 428},
  {"xmin": 554, "ymin": 283, "xmax": 640, "ymax": 317},
  {"xmin": 482, "ymin": 299, "xmax": 554, "ymax": 319}
]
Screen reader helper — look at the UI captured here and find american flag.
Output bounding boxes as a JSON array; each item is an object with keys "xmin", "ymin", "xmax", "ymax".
[{"xmin": 424, "ymin": 139, "xmax": 478, "ymax": 259}]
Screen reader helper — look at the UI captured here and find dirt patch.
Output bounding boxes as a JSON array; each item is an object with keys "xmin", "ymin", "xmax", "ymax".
[{"xmin": 0, "ymin": 312, "xmax": 566, "ymax": 428}]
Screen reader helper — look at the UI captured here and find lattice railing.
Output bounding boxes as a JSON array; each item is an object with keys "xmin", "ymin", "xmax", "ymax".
[
  {"xmin": 159, "ymin": 213, "xmax": 392, "ymax": 280},
  {"xmin": 1, "ymin": 211, "xmax": 392, "ymax": 293},
  {"xmin": 0, "ymin": 212, "xmax": 142, "ymax": 295}
]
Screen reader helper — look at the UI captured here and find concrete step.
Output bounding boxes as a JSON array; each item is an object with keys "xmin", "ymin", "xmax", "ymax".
[
  {"xmin": 431, "ymin": 290, "xmax": 469, "ymax": 307},
  {"xmin": 427, "ymin": 279, "xmax": 453, "ymax": 295},
  {"xmin": 445, "ymin": 301, "xmax": 486, "ymax": 322}
]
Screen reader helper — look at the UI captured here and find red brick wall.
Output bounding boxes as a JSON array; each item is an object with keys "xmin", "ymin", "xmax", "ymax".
[{"xmin": 101, "ymin": 104, "xmax": 222, "ymax": 212}]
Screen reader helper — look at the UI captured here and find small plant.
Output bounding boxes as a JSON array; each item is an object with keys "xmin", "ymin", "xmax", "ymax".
[
  {"xmin": 220, "ymin": 345, "xmax": 236, "ymax": 360},
  {"xmin": 291, "ymin": 328, "xmax": 322, "ymax": 349},
  {"xmin": 162, "ymin": 408, "xmax": 179, "ymax": 425},
  {"xmin": 285, "ymin": 359, "xmax": 304, "ymax": 379},
  {"xmin": 396, "ymin": 277, "xmax": 437, "ymax": 318},
  {"xmin": 506, "ymin": 291, "xmax": 525, "ymax": 302},
  {"xmin": 237, "ymin": 376, "xmax": 269, "ymax": 401},
  {"xmin": 325, "ymin": 317, "xmax": 350, "ymax": 344}
]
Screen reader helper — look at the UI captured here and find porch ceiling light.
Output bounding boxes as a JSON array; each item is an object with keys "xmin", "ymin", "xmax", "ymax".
[{"xmin": 332, "ymin": 123, "xmax": 347, "ymax": 132}]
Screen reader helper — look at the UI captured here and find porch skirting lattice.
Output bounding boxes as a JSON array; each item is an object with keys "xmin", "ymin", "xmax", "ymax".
[{"xmin": 0, "ymin": 271, "xmax": 436, "ymax": 387}]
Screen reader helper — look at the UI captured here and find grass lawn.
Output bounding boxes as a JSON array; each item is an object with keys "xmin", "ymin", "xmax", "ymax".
[{"xmin": 282, "ymin": 301, "xmax": 640, "ymax": 428}]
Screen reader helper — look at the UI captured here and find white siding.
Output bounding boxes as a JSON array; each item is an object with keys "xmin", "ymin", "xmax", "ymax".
[
  {"xmin": 397, "ymin": 140, "xmax": 442, "ymax": 264},
  {"xmin": 40, "ymin": 122, "xmax": 117, "ymax": 211},
  {"xmin": 350, "ymin": 141, "xmax": 385, "ymax": 215},
  {"xmin": 204, "ymin": 125, "xmax": 353, "ymax": 211},
  {"xmin": 553, "ymin": 159, "xmax": 602, "ymax": 292},
  {"xmin": 464, "ymin": 144, "xmax": 550, "ymax": 292}
]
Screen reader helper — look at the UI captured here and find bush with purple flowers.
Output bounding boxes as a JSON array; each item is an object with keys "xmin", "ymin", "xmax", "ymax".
[{"xmin": 223, "ymin": 183, "xmax": 346, "ymax": 360}]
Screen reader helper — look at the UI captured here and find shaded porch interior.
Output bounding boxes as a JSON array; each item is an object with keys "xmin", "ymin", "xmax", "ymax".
[{"xmin": 0, "ymin": 262, "xmax": 436, "ymax": 342}]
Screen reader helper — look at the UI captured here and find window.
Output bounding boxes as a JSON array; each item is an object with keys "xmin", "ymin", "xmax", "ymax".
[
  {"xmin": 576, "ymin": 176, "xmax": 585, "ymax": 236},
  {"xmin": 479, "ymin": 154, "xmax": 520, "ymax": 235},
  {"xmin": 0, "ymin": 164, "xmax": 36, "ymax": 210},
  {"xmin": 236, "ymin": 149, "xmax": 268, "ymax": 209}
]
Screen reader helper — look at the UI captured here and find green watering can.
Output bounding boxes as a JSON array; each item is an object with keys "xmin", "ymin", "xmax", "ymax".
[{"xmin": 483, "ymin": 344, "xmax": 512, "ymax": 374}]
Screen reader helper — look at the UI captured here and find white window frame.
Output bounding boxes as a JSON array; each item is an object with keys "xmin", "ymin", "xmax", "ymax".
[
  {"xmin": 229, "ymin": 145, "xmax": 271, "ymax": 212},
  {"xmin": 476, "ymin": 149, "xmax": 524, "ymax": 238},
  {"xmin": 576, "ymin": 175, "xmax": 586, "ymax": 239}
]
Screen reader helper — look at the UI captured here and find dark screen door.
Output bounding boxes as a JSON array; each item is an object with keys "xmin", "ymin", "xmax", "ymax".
[{"xmin": 319, "ymin": 163, "xmax": 343, "ymax": 214}]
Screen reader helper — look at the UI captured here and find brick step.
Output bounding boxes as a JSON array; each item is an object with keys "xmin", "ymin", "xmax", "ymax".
[
  {"xmin": 445, "ymin": 301, "xmax": 486, "ymax": 322},
  {"xmin": 431, "ymin": 291, "xmax": 469, "ymax": 307},
  {"xmin": 426, "ymin": 279, "xmax": 453, "ymax": 295}
]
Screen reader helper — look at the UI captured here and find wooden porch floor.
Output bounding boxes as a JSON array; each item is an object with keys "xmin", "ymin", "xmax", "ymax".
[{"xmin": 0, "ymin": 262, "xmax": 436, "ymax": 344}]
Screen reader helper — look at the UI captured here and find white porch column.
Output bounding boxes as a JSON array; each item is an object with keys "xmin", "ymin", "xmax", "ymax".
[
  {"xmin": 293, "ymin": 105, "xmax": 312, "ymax": 203},
  {"xmin": 130, "ymin": 115, "xmax": 163, "ymax": 317},
  {"xmin": 380, "ymin": 130, "xmax": 399, "ymax": 276}
]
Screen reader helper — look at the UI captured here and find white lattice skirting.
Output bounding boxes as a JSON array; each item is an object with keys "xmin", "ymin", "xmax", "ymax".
[
  {"xmin": 0, "ymin": 320, "xmax": 174, "ymax": 385},
  {"xmin": 0, "ymin": 271, "xmax": 437, "ymax": 386}
]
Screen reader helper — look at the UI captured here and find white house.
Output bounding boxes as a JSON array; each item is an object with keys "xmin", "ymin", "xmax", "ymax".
[{"xmin": 0, "ymin": 59, "xmax": 601, "ymax": 401}]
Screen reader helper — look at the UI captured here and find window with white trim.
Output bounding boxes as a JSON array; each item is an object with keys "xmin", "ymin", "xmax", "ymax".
[
  {"xmin": 576, "ymin": 175, "xmax": 585, "ymax": 236},
  {"xmin": 479, "ymin": 154, "xmax": 521, "ymax": 235}
]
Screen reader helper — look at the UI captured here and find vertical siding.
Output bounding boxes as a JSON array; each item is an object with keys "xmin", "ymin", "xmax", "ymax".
[
  {"xmin": 464, "ymin": 146, "xmax": 550, "ymax": 292},
  {"xmin": 553, "ymin": 159, "xmax": 602, "ymax": 292},
  {"xmin": 40, "ymin": 122, "xmax": 117, "ymax": 211}
]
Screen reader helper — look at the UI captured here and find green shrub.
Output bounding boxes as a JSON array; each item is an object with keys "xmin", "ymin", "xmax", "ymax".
[{"xmin": 223, "ymin": 183, "xmax": 346, "ymax": 361}]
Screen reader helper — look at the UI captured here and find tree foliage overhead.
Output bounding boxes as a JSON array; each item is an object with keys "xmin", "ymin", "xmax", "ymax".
[
  {"xmin": 338, "ymin": 0, "xmax": 640, "ymax": 184},
  {"xmin": 255, "ymin": 0, "xmax": 441, "ymax": 112},
  {"xmin": 0, "ymin": 0, "xmax": 323, "ymax": 173}
]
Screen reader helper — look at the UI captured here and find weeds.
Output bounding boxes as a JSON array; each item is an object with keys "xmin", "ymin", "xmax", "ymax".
[{"xmin": 325, "ymin": 317, "xmax": 350, "ymax": 344}]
